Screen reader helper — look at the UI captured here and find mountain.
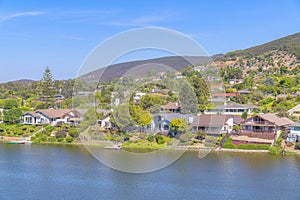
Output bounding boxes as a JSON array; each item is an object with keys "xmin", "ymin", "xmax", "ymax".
[
  {"xmin": 81, "ymin": 32, "xmax": 300, "ymax": 82},
  {"xmin": 212, "ymin": 32, "xmax": 300, "ymax": 78},
  {"xmin": 218, "ymin": 32, "xmax": 300, "ymax": 60},
  {"xmin": 80, "ymin": 56, "xmax": 211, "ymax": 82}
]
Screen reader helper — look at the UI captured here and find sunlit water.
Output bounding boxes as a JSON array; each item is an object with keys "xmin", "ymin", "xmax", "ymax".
[{"xmin": 0, "ymin": 143, "xmax": 300, "ymax": 200}]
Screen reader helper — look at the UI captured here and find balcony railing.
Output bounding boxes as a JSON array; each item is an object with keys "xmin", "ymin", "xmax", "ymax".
[
  {"xmin": 243, "ymin": 121, "xmax": 274, "ymax": 126},
  {"xmin": 241, "ymin": 130, "xmax": 276, "ymax": 134}
]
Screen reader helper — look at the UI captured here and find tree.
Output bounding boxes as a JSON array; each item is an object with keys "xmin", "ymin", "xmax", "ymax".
[
  {"xmin": 241, "ymin": 111, "xmax": 248, "ymax": 119},
  {"xmin": 3, "ymin": 108, "xmax": 22, "ymax": 124},
  {"xmin": 186, "ymin": 76, "xmax": 208, "ymax": 113},
  {"xmin": 110, "ymin": 104, "xmax": 135, "ymax": 132},
  {"xmin": 41, "ymin": 67, "xmax": 56, "ymax": 106},
  {"xmin": 129, "ymin": 104, "xmax": 152, "ymax": 129},
  {"xmin": 140, "ymin": 94, "xmax": 163, "ymax": 110},
  {"xmin": 3, "ymin": 99, "xmax": 18, "ymax": 109},
  {"xmin": 169, "ymin": 118, "xmax": 188, "ymax": 132}
]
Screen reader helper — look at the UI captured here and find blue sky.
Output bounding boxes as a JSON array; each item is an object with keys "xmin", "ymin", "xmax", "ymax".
[{"xmin": 0, "ymin": 0, "xmax": 300, "ymax": 82}]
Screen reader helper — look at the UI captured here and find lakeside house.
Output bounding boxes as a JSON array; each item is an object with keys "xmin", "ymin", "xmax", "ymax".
[
  {"xmin": 150, "ymin": 113, "xmax": 195, "ymax": 134},
  {"xmin": 287, "ymin": 121, "xmax": 300, "ymax": 143},
  {"xmin": 22, "ymin": 109, "xmax": 83, "ymax": 126},
  {"xmin": 204, "ymin": 102, "xmax": 259, "ymax": 116},
  {"xmin": 192, "ymin": 115, "xmax": 243, "ymax": 136},
  {"xmin": 287, "ymin": 104, "xmax": 300, "ymax": 120},
  {"xmin": 239, "ymin": 113, "xmax": 293, "ymax": 140},
  {"xmin": 96, "ymin": 113, "xmax": 112, "ymax": 130},
  {"xmin": 161, "ymin": 102, "xmax": 181, "ymax": 113}
]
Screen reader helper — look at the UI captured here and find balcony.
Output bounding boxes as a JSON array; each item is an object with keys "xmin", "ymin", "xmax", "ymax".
[{"xmin": 242, "ymin": 121, "xmax": 274, "ymax": 126}]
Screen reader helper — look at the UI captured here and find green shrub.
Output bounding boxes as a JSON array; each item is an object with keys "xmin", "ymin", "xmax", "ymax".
[
  {"xmin": 45, "ymin": 125, "xmax": 55, "ymax": 132},
  {"xmin": 295, "ymin": 142, "xmax": 300, "ymax": 150},
  {"xmin": 55, "ymin": 130, "xmax": 67, "ymax": 138},
  {"xmin": 48, "ymin": 137, "xmax": 56, "ymax": 143},
  {"xmin": 147, "ymin": 133, "xmax": 154, "ymax": 142},
  {"xmin": 276, "ymin": 138, "xmax": 282, "ymax": 147},
  {"xmin": 69, "ymin": 128, "xmax": 79, "ymax": 138},
  {"xmin": 156, "ymin": 134, "xmax": 165, "ymax": 144},
  {"xmin": 17, "ymin": 130, "xmax": 23, "ymax": 136},
  {"xmin": 269, "ymin": 146, "xmax": 280, "ymax": 155},
  {"xmin": 66, "ymin": 136, "xmax": 74, "ymax": 143},
  {"xmin": 222, "ymin": 138, "xmax": 236, "ymax": 149},
  {"xmin": 57, "ymin": 137, "xmax": 64, "ymax": 142}
]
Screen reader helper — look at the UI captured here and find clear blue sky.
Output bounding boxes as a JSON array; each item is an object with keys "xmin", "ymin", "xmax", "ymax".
[{"xmin": 0, "ymin": 0, "xmax": 300, "ymax": 82}]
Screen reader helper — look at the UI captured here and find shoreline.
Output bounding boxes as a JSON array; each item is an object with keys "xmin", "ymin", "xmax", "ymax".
[{"xmin": 1, "ymin": 136, "xmax": 300, "ymax": 155}]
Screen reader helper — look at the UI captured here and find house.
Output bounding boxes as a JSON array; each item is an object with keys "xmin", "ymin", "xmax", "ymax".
[
  {"xmin": 150, "ymin": 113, "xmax": 195, "ymax": 133},
  {"xmin": 228, "ymin": 79, "xmax": 243, "ymax": 85},
  {"xmin": 133, "ymin": 92, "xmax": 146, "ymax": 104},
  {"xmin": 54, "ymin": 94, "xmax": 64, "ymax": 101},
  {"xmin": 192, "ymin": 115, "xmax": 240, "ymax": 136},
  {"xmin": 22, "ymin": 109, "xmax": 83, "ymax": 126},
  {"xmin": 161, "ymin": 102, "xmax": 181, "ymax": 113},
  {"xmin": 240, "ymin": 113, "xmax": 293, "ymax": 140},
  {"xmin": 96, "ymin": 113, "xmax": 112, "ymax": 129},
  {"xmin": 287, "ymin": 121, "xmax": 300, "ymax": 143},
  {"xmin": 212, "ymin": 93, "xmax": 237, "ymax": 101},
  {"xmin": 287, "ymin": 104, "xmax": 300, "ymax": 120},
  {"xmin": 204, "ymin": 102, "xmax": 259, "ymax": 116}
]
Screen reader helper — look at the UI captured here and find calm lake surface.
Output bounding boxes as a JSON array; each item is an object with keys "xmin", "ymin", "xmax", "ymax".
[{"xmin": 0, "ymin": 143, "xmax": 300, "ymax": 200}]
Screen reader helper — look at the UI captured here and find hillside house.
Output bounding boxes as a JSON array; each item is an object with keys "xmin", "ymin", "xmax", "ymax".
[
  {"xmin": 161, "ymin": 102, "xmax": 181, "ymax": 113},
  {"xmin": 204, "ymin": 102, "xmax": 259, "ymax": 116}
]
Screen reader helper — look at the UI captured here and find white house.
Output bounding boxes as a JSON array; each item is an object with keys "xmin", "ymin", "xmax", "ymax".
[
  {"xmin": 204, "ymin": 102, "xmax": 259, "ymax": 116},
  {"xmin": 96, "ymin": 113, "xmax": 112, "ymax": 129},
  {"xmin": 22, "ymin": 109, "xmax": 83, "ymax": 126},
  {"xmin": 287, "ymin": 121, "xmax": 300, "ymax": 143},
  {"xmin": 133, "ymin": 92, "xmax": 146, "ymax": 104}
]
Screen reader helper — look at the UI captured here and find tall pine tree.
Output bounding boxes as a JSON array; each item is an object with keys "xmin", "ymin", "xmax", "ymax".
[{"xmin": 40, "ymin": 67, "xmax": 56, "ymax": 107}]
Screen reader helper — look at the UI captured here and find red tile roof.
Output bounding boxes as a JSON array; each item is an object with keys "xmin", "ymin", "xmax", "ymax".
[{"xmin": 213, "ymin": 93, "xmax": 237, "ymax": 97}]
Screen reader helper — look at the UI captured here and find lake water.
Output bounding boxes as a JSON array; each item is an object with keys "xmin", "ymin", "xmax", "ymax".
[{"xmin": 0, "ymin": 143, "xmax": 300, "ymax": 200}]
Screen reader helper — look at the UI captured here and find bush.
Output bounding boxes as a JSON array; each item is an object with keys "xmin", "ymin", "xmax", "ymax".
[
  {"xmin": 147, "ymin": 133, "xmax": 154, "ymax": 142},
  {"xmin": 276, "ymin": 138, "xmax": 282, "ymax": 148},
  {"xmin": 45, "ymin": 125, "xmax": 55, "ymax": 132},
  {"xmin": 269, "ymin": 146, "xmax": 280, "ymax": 155},
  {"xmin": 222, "ymin": 138, "xmax": 236, "ymax": 149},
  {"xmin": 69, "ymin": 128, "xmax": 79, "ymax": 138},
  {"xmin": 66, "ymin": 136, "xmax": 74, "ymax": 143},
  {"xmin": 48, "ymin": 137, "xmax": 56, "ymax": 143},
  {"xmin": 295, "ymin": 142, "xmax": 300, "ymax": 150},
  {"xmin": 56, "ymin": 137, "xmax": 64, "ymax": 142},
  {"xmin": 156, "ymin": 134, "xmax": 165, "ymax": 144},
  {"xmin": 55, "ymin": 130, "xmax": 67, "ymax": 138}
]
